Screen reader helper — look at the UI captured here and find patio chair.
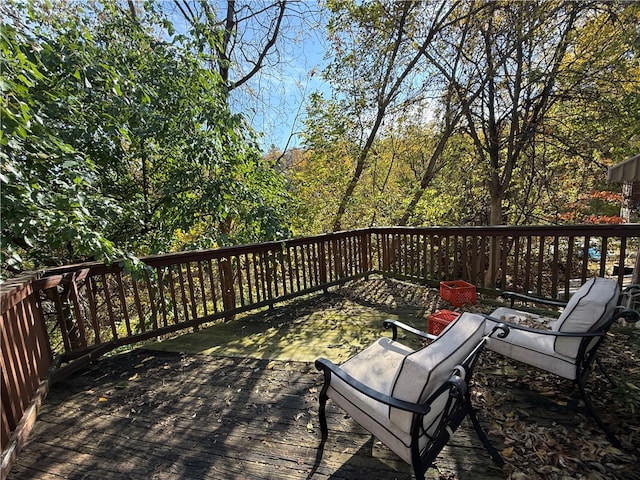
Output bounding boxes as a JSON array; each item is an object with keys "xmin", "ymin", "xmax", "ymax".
[
  {"xmin": 483, "ymin": 277, "xmax": 640, "ymax": 447},
  {"xmin": 313, "ymin": 312, "xmax": 509, "ymax": 480},
  {"xmin": 620, "ymin": 283, "xmax": 640, "ymax": 313}
]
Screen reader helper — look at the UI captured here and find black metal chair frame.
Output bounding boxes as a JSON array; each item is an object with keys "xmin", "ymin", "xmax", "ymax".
[
  {"xmin": 314, "ymin": 320, "xmax": 509, "ymax": 480},
  {"xmin": 487, "ymin": 286, "xmax": 639, "ymax": 447}
]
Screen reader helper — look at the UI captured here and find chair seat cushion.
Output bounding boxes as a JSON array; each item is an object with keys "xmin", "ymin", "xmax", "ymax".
[
  {"xmin": 488, "ymin": 306, "xmax": 558, "ymax": 329},
  {"xmin": 485, "ymin": 278, "xmax": 620, "ymax": 379},
  {"xmin": 330, "ymin": 337, "xmax": 414, "ymax": 419},
  {"xmin": 485, "ymin": 308, "xmax": 578, "ymax": 380},
  {"xmin": 326, "ymin": 337, "xmax": 416, "ymax": 462}
]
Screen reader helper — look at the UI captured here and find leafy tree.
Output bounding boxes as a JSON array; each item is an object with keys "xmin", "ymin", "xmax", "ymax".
[
  {"xmin": 555, "ymin": 2, "xmax": 640, "ymax": 158},
  {"xmin": 438, "ymin": 1, "xmax": 639, "ymax": 226},
  {"xmin": 446, "ymin": 1, "xmax": 585, "ymax": 225},
  {"xmin": 296, "ymin": 1, "xmax": 638, "ymax": 234},
  {"xmin": 169, "ymin": 0, "xmax": 323, "ymax": 150},
  {"xmin": 172, "ymin": 0, "xmax": 287, "ymax": 94},
  {"xmin": 312, "ymin": 0, "xmax": 485, "ymax": 231},
  {"xmin": 1, "ymin": 14, "xmax": 124, "ymax": 273},
  {"xmin": 292, "ymin": 93, "xmax": 356, "ymax": 234},
  {"xmin": 1, "ymin": 2, "xmax": 291, "ymax": 277}
]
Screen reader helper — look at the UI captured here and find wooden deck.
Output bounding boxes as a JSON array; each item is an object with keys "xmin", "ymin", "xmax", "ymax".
[
  {"xmin": 7, "ymin": 349, "xmax": 503, "ymax": 480},
  {"xmin": 6, "ymin": 279, "xmax": 640, "ymax": 479}
]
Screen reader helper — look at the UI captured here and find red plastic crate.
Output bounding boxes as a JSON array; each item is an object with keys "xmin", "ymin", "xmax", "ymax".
[
  {"xmin": 440, "ymin": 280, "xmax": 477, "ymax": 307},
  {"xmin": 427, "ymin": 310, "xmax": 461, "ymax": 336}
]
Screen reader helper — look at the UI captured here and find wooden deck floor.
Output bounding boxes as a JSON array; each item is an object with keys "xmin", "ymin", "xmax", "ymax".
[
  {"xmin": 7, "ymin": 349, "xmax": 502, "ymax": 480},
  {"xmin": 7, "ymin": 279, "xmax": 640, "ymax": 479}
]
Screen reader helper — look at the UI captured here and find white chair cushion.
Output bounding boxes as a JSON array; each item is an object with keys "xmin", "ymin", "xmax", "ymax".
[
  {"xmin": 326, "ymin": 337, "xmax": 416, "ymax": 463},
  {"xmin": 485, "ymin": 277, "xmax": 621, "ymax": 379},
  {"xmin": 485, "ymin": 312, "xmax": 577, "ymax": 380},
  {"xmin": 488, "ymin": 306, "xmax": 556, "ymax": 327},
  {"xmin": 329, "ymin": 337, "xmax": 413, "ymax": 423},
  {"xmin": 553, "ymin": 277, "xmax": 619, "ymax": 357},
  {"xmin": 389, "ymin": 313, "xmax": 486, "ymax": 431}
]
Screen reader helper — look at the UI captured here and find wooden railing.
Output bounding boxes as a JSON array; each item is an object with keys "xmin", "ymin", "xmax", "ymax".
[
  {"xmin": 1, "ymin": 273, "xmax": 52, "ymax": 479},
  {"xmin": 1, "ymin": 224, "xmax": 639, "ymax": 478},
  {"xmin": 372, "ymin": 225, "xmax": 640, "ymax": 297}
]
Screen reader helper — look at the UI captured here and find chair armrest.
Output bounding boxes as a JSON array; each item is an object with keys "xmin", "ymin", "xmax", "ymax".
[
  {"xmin": 500, "ymin": 291, "xmax": 567, "ymax": 309},
  {"xmin": 622, "ymin": 284, "xmax": 640, "ymax": 295},
  {"xmin": 383, "ymin": 319, "xmax": 437, "ymax": 342},
  {"xmin": 487, "ymin": 322, "xmax": 510, "ymax": 339},
  {"xmin": 481, "ymin": 315, "xmax": 602, "ymax": 338},
  {"xmin": 615, "ymin": 307, "xmax": 640, "ymax": 324},
  {"xmin": 315, "ymin": 357, "xmax": 431, "ymax": 415}
]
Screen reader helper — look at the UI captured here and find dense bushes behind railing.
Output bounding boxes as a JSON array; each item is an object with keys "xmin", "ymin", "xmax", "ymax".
[{"xmin": 1, "ymin": 224, "xmax": 639, "ymax": 478}]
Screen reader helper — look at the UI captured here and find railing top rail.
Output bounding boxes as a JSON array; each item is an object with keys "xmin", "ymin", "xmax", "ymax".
[
  {"xmin": 0, "ymin": 271, "xmax": 44, "ymax": 313},
  {"xmin": 32, "ymin": 230, "xmax": 372, "ymax": 278},
  {"xmin": 367, "ymin": 224, "xmax": 640, "ymax": 235}
]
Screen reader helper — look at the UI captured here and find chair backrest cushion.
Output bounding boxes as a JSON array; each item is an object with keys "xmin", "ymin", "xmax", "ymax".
[
  {"xmin": 552, "ymin": 277, "xmax": 620, "ymax": 357},
  {"xmin": 388, "ymin": 312, "xmax": 485, "ymax": 430}
]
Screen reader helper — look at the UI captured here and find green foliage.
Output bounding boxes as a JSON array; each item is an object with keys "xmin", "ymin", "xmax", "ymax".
[
  {"xmin": 409, "ymin": 133, "xmax": 485, "ymax": 226},
  {"xmin": 1, "ymin": 19, "xmax": 122, "ymax": 271},
  {"xmin": 1, "ymin": 2, "xmax": 291, "ymax": 277},
  {"xmin": 3, "ymin": 1, "xmax": 637, "ymax": 273},
  {"xmin": 290, "ymin": 0, "xmax": 639, "ymax": 235}
]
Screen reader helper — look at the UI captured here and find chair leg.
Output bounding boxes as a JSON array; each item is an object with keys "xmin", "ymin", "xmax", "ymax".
[
  {"xmin": 595, "ymin": 356, "xmax": 616, "ymax": 387},
  {"xmin": 413, "ymin": 464, "xmax": 425, "ymax": 480},
  {"xmin": 306, "ymin": 393, "xmax": 329, "ymax": 480},
  {"xmin": 307, "ymin": 430, "xmax": 327, "ymax": 480},
  {"xmin": 318, "ymin": 391, "xmax": 328, "ymax": 444},
  {"xmin": 577, "ymin": 377, "xmax": 621, "ymax": 448},
  {"xmin": 467, "ymin": 403, "xmax": 505, "ymax": 467}
]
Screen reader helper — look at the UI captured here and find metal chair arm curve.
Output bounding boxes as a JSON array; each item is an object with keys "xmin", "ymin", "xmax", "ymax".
[
  {"xmin": 383, "ymin": 319, "xmax": 437, "ymax": 342},
  {"xmin": 444, "ymin": 368, "xmax": 468, "ymax": 399},
  {"xmin": 615, "ymin": 307, "xmax": 639, "ymax": 323},
  {"xmin": 500, "ymin": 290, "xmax": 568, "ymax": 308},
  {"xmin": 488, "ymin": 322, "xmax": 510, "ymax": 339},
  {"xmin": 622, "ymin": 284, "xmax": 640, "ymax": 294}
]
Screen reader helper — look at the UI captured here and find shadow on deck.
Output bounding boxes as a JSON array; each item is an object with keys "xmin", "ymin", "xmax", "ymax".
[{"xmin": 7, "ymin": 278, "xmax": 640, "ymax": 480}]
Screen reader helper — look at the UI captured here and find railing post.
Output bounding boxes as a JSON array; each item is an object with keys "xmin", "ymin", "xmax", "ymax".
[
  {"xmin": 318, "ymin": 240, "xmax": 328, "ymax": 292},
  {"xmin": 333, "ymin": 238, "xmax": 343, "ymax": 279},
  {"xmin": 390, "ymin": 234, "xmax": 399, "ymax": 274},
  {"xmin": 361, "ymin": 232, "xmax": 370, "ymax": 278},
  {"xmin": 486, "ymin": 235, "xmax": 499, "ymax": 288},
  {"xmin": 634, "ymin": 244, "xmax": 640, "ymax": 285},
  {"xmin": 381, "ymin": 233, "xmax": 390, "ymax": 273},
  {"xmin": 264, "ymin": 250, "xmax": 274, "ymax": 308},
  {"xmin": 218, "ymin": 258, "xmax": 236, "ymax": 321}
]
